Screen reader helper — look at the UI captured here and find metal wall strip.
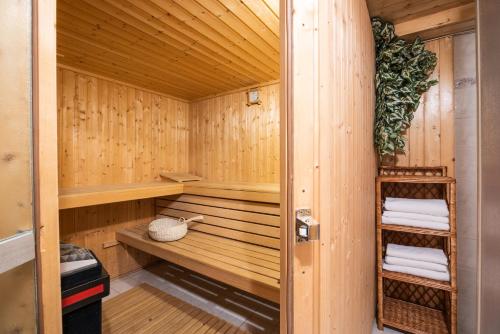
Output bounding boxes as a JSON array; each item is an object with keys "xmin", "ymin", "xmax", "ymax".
[{"xmin": 0, "ymin": 230, "xmax": 35, "ymax": 274}]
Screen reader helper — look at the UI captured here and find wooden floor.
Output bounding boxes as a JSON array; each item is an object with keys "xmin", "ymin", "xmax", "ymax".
[{"xmin": 103, "ymin": 283, "xmax": 250, "ymax": 334}]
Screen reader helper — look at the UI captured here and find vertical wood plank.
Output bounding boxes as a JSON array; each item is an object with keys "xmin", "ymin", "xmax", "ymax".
[
  {"xmin": 409, "ymin": 99, "xmax": 426, "ymax": 167},
  {"xmin": 33, "ymin": 0, "xmax": 62, "ymax": 331},
  {"xmin": 439, "ymin": 37, "xmax": 455, "ymax": 177},
  {"xmin": 57, "ymin": 67, "xmax": 190, "ymax": 188},
  {"xmin": 189, "ymin": 83, "xmax": 280, "ymax": 183},
  {"xmin": 395, "ymin": 37, "xmax": 455, "ymax": 175},
  {"xmin": 424, "ymin": 41, "xmax": 441, "ymax": 166}
]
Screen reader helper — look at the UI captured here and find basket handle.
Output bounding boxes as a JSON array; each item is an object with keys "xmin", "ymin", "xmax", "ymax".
[{"xmin": 182, "ymin": 215, "xmax": 204, "ymax": 225}]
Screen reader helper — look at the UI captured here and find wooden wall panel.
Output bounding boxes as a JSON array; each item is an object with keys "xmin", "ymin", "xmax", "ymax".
[
  {"xmin": 57, "ymin": 67, "xmax": 191, "ymax": 277},
  {"xmin": 390, "ymin": 37, "xmax": 455, "ymax": 177},
  {"xmin": 322, "ymin": 1, "xmax": 377, "ymax": 332},
  {"xmin": 59, "ymin": 200, "xmax": 156, "ymax": 278},
  {"xmin": 189, "ymin": 83, "xmax": 280, "ymax": 183},
  {"xmin": 57, "ymin": 67, "xmax": 190, "ymax": 189}
]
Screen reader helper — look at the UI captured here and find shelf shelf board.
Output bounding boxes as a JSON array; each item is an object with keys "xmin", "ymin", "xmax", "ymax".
[
  {"xmin": 378, "ymin": 224, "xmax": 452, "ymax": 237},
  {"xmin": 383, "ymin": 297, "xmax": 449, "ymax": 334},
  {"xmin": 376, "ymin": 175, "xmax": 455, "ymax": 184},
  {"xmin": 59, "ymin": 182, "xmax": 184, "ymax": 209},
  {"xmin": 382, "ymin": 270, "xmax": 452, "ymax": 291}
]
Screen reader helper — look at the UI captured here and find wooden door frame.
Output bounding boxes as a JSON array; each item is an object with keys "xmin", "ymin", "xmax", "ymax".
[
  {"xmin": 33, "ymin": 0, "xmax": 61, "ymax": 333},
  {"xmin": 33, "ymin": 0, "xmax": 294, "ymax": 332},
  {"xmin": 280, "ymin": 0, "xmax": 292, "ymax": 332}
]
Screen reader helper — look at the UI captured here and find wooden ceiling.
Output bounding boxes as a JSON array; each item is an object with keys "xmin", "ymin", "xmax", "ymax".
[
  {"xmin": 57, "ymin": 0, "xmax": 280, "ymax": 100},
  {"xmin": 366, "ymin": 0, "xmax": 474, "ymax": 24}
]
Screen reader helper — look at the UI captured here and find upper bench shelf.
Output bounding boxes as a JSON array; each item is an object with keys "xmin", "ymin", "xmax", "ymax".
[
  {"xmin": 183, "ymin": 181, "xmax": 280, "ymax": 204},
  {"xmin": 59, "ymin": 181, "xmax": 280, "ymax": 209},
  {"xmin": 59, "ymin": 182, "xmax": 184, "ymax": 210}
]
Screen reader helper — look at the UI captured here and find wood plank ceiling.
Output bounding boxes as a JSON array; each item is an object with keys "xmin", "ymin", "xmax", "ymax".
[
  {"xmin": 366, "ymin": 0, "xmax": 474, "ymax": 24},
  {"xmin": 56, "ymin": 0, "xmax": 279, "ymax": 100}
]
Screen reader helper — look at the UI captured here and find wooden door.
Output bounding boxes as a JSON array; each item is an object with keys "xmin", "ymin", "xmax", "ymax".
[{"xmin": 281, "ymin": 0, "xmax": 377, "ymax": 332}]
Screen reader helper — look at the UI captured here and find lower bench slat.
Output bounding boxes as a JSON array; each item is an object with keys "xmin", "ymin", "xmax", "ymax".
[{"xmin": 116, "ymin": 227, "xmax": 280, "ymax": 303}]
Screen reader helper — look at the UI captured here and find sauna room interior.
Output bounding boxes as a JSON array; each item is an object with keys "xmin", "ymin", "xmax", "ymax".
[{"xmin": 1, "ymin": 0, "xmax": 488, "ymax": 333}]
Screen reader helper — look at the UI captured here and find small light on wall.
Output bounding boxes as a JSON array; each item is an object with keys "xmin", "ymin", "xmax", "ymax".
[{"xmin": 246, "ymin": 88, "xmax": 261, "ymax": 106}]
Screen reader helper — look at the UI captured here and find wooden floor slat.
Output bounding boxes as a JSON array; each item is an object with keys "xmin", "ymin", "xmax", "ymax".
[{"xmin": 103, "ymin": 283, "xmax": 250, "ymax": 334}]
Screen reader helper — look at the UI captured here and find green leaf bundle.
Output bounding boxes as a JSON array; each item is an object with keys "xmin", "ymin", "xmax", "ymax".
[{"xmin": 372, "ymin": 17, "xmax": 438, "ymax": 157}]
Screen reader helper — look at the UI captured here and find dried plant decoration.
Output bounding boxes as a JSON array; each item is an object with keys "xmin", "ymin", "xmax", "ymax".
[{"xmin": 372, "ymin": 17, "xmax": 438, "ymax": 158}]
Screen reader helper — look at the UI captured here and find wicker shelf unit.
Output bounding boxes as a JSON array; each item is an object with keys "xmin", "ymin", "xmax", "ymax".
[{"xmin": 376, "ymin": 168, "xmax": 457, "ymax": 334}]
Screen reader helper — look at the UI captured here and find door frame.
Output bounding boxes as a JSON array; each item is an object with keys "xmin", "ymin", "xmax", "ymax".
[
  {"xmin": 280, "ymin": 0, "xmax": 292, "ymax": 332},
  {"xmin": 280, "ymin": 0, "xmax": 321, "ymax": 332},
  {"xmin": 34, "ymin": 0, "xmax": 295, "ymax": 332},
  {"xmin": 32, "ymin": 0, "xmax": 61, "ymax": 333}
]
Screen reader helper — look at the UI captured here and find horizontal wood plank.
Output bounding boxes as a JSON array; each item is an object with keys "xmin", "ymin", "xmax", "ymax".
[
  {"xmin": 183, "ymin": 183, "xmax": 280, "ymax": 203},
  {"xmin": 161, "ymin": 194, "xmax": 280, "ymax": 215},
  {"xmin": 156, "ymin": 199, "xmax": 280, "ymax": 226},
  {"xmin": 59, "ymin": 182, "xmax": 184, "ymax": 209},
  {"xmin": 157, "ymin": 207, "xmax": 280, "ymax": 238},
  {"xmin": 395, "ymin": 3, "xmax": 475, "ymax": 40}
]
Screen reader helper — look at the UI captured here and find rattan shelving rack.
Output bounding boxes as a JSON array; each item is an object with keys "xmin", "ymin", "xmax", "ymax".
[{"xmin": 376, "ymin": 167, "xmax": 457, "ymax": 334}]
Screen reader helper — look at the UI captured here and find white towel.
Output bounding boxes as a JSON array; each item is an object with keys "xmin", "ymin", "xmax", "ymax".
[
  {"xmin": 384, "ymin": 197, "xmax": 449, "ymax": 217},
  {"xmin": 383, "ymin": 211, "xmax": 449, "ymax": 223},
  {"xmin": 386, "ymin": 243, "xmax": 448, "ymax": 265},
  {"xmin": 383, "ymin": 263, "xmax": 450, "ymax": 282},
  {"xmin": 385, "ymin": 256, "xmax": 448, "ymax": 273},
  {"xmin": 382, "ymin": 216, "xmax": 450, "ymax": 231}
]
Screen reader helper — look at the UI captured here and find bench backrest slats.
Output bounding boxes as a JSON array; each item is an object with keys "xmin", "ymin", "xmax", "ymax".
[{"xmin": 156, "ymin": 194, "xmax": 280, "ymax": 250}]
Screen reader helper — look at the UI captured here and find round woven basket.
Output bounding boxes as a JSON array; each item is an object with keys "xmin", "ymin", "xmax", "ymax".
[{"xmin": 148, "ymin": 216, "xmax": 202, "ymax": 242}]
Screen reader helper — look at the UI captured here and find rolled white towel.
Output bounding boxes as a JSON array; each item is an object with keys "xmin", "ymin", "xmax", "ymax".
[
  {"xmin": 384, "ymin": 197, "xmax": 449, "ymax": 217},
  {"xmin": 383, "ymin": 263, "xmax": 450, "ymax": 282},
  {"xmin": 386, "ymin": 243, "xmax": 448, "ymax": 265},
  {"xmin": 385, "ymin": 255, "xmax": 449, "ymax": 273},
  {"xmin": 382, "ymin": 216, "xmax": 450, "ymax": 231},
  {"xmin": 383, "ymin": 211, "xmax": 449, "ymax": 224}
]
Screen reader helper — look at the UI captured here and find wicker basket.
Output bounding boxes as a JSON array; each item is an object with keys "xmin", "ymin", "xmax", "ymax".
[{"xmin": 148, "ymin": 215, "xmax": 203, "ymax": 242}]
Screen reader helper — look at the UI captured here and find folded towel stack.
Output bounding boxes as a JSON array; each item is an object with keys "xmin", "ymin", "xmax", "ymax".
[
  {"xmin": 382, "ymin": 197, "xmax": 450, "ymax": 231},
  {"xmin": 383, "ymin": 243, "xmax": 450, "ymax": 281}
]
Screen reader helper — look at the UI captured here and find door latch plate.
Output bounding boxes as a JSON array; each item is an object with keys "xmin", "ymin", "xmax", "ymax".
[{"xmin": 296, "ymin": 208, "xmax": 319, "ymax": 242}]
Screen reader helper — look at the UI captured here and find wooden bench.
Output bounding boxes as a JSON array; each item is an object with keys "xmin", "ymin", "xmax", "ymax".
[{"xmin": 116, "ymin": 183, "xmax": 281, "ymax": 303}]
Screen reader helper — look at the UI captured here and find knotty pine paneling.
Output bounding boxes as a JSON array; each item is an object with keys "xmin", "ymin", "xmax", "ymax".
[
  {"xmin": 57, "ymin": 0, "xmax": 280, "ymax": 99},
  {"xmin": 58, "ymin": 67, "xmax": 190, "ymax": 277},
  {"xmin": 57, "ymin": 67, "xmax": 190, "ymax": 189},
  {"xmin": 189, "ymin": 83, "xmax": 280, "ymax": 183},
  {"xmin": 389, "ymin": 37, "xmax": 455, "ymax": 177},
  {"xmin": 60, "ymin": 200, "xmax": 156, "ymax": 278}
]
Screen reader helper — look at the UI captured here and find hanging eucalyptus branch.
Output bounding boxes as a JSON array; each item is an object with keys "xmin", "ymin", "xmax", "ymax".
[{"xmin": 372, "ymin": 17, "xmax": 438, "ymax": 157}]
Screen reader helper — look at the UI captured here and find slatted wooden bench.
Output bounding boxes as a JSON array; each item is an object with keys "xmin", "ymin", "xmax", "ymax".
[{"xmin": 116, "ymin": 183, "xmax": 281, "ymax": 303}]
